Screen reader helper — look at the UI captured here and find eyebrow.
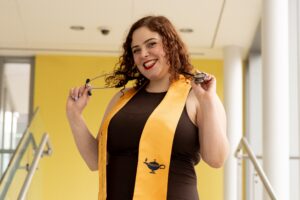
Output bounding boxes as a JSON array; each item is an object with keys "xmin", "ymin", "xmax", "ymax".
[{"xmin": 131, "ymin": 38, "xmax": 158, "ymax": 49}]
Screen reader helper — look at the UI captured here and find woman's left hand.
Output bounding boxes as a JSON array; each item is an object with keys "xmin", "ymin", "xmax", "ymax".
[
  {"xmin": 191, "ymin": 72, "xmax": 229, "ymax": 168},
  {"xmin": 191, "ymin": 72, "xmax": 217, "ymax": 101}
]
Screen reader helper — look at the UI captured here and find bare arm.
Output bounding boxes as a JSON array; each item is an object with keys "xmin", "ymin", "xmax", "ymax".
[
  {"xmin": 67, "ymin": 111, "xmax": 99, "ymax": 171},
  {"xmin": 66, "ymin": 85, "xmax": 99, "ymax": 170},
  {"xmin": 66, "ymin": 85, "xmax": 125, "ymax": 171},
  {"xmin": 191, "ymin": 74, "xmax": 229, "ymax": 168}
]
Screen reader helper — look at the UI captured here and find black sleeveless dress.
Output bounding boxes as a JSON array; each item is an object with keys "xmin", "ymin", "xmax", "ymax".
[{"xmin": 107, "ymin": 88, "xmax": 200, "ymax": 200}]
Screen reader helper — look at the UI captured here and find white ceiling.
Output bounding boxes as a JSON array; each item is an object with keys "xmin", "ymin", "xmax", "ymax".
[{"xmin": 0, "ymin": 0, "xmax": 262, "ymax": 59}]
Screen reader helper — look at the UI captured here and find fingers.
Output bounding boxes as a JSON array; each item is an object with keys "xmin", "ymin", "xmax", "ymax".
[
  {"xmin": 204, "ymin": 73, "xmax": 213, "ymax": 82},
  {"xmin": 191, "ymin": 79, "xmax": 204, "ymax": 92},
  {"xmin": 84, "ymin": 84, "xmax": 92, "ymax": 96},
  {"xmin": 69, "ymin": 85, "xmax": 91, "ymax": 101},
  {"xmin": 191, "ymin": 72, "xmax": 216, "ymax": 92},
  {"xmin": 69, "ymin": 87, "xmax": 80, "ymax": 101}
]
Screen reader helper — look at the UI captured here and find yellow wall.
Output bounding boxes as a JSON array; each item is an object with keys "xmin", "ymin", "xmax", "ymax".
[
  {"xmin": 192, "ymin": 59, "xmax": 224, "ymax": 200},
  {"xmin": 33, "ymin": 55, "xmax": 224, "ymax": 200}
]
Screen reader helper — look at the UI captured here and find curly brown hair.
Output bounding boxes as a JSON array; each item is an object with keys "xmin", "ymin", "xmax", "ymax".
[{"xmin": 105, "ymin": 15, "xmax": 193, "ymax": 89}]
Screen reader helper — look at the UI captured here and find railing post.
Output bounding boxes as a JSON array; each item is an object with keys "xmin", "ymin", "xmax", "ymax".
[{"xmin": 17, "ymin": 133, "xmax": 51, "ymax": 200}]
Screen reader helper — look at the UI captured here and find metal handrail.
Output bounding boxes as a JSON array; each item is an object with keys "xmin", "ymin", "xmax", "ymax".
[
  {"xmin": 235, "ymin": 137, "xmax": 278, "ymax": 200},
  {"xmin": 239, "ymin": 154, "xmax": 300, "ymax": 160},
  {"xmin": 0, "ymin": 108, "xmax": 52, "ymax": 200},
  {"xmin": 18, "ymin": 133, "xmax": 52, "ymax": 200},
  {"xmin": 0, "ymin": 108, "xmax": 39, "ymax": 191}
]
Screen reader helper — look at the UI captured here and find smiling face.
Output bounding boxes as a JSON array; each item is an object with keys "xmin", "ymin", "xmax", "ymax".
[{"xmin": 131, "ymin": 26, "xmax": 170, "ymax": 81}]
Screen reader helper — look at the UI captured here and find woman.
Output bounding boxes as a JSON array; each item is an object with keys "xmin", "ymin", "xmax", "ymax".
[{"xmin": 66, "ymin": 15, "xmax": 229, "ymax": 200}]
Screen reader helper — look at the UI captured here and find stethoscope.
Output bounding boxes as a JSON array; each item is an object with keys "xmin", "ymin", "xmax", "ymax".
[
  {"xmin": 85, "ymin": 73, "xmax": 114, "ymax": 96},
  {"xmin": 85, "ymin": 71, "xmax": 207, "ymax": 96}
]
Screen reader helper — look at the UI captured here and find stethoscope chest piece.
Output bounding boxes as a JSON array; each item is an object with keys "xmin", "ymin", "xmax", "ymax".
[{"xmin": 193, "ymin": 72, "xmax": 207, "ymax": 84}]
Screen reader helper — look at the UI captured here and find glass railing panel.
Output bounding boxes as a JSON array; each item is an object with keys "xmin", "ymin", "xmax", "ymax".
[
  {"xmin": 3, "ymin": 138, "xmax": 31, "ymax": 200},
  {"xmin": 0, "ymin": 109, "xmax": 48, "ymax": 200}
]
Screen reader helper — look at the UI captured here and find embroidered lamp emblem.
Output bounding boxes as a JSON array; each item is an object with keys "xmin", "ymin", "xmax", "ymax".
[{"xmin": 144, "ymin": 158, "xmax": 165, "ymax": 174}]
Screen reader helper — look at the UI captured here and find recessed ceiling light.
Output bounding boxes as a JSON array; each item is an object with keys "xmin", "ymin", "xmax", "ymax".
[
  {"xmin": 70, "ymin": 26, "xmax": 85, "ymax": 31},
  {"xmin": 179, "ymin": 28, "xmax": 194, "ymax": 33}
]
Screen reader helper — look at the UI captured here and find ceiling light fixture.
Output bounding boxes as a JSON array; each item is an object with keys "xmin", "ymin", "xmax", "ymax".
[
  {"xmin": 70, "ymin": 26, "xmax": 85, "ymax": 31},
  {"xmin": 179, "ymin": 28, "xmax": 193, "ymax": 33}
]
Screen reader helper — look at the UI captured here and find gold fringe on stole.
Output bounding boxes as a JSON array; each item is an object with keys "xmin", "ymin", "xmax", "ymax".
[{"xmin": 98, "ymin": 76, "xmax": 191, "ymax": 200}]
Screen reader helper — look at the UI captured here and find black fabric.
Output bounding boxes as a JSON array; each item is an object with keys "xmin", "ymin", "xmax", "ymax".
[{"xmin": 107, "ymin": 88, "xmax": 200, "ymax": 200}]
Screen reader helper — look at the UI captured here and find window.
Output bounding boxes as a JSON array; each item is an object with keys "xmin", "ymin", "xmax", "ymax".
[{"xmin": 0, "ymin": 57, "xmax": 33, "ymax": 177}]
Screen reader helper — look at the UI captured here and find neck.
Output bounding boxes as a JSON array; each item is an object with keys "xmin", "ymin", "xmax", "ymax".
[{"xmin": 146, "ymin": 76, "xmax": 171, "ymax": 93}]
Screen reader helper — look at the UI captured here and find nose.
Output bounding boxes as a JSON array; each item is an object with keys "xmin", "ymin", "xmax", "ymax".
[{"xmin": 141, "ymin": 47, "xmax": 149, "ymax": 58}]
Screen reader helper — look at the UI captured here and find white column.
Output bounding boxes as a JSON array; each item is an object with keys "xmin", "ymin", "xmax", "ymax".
[
  {"xmin": 289, "ymin": 0, "xmax": 300, "ymax": 200},
  {"xmin": 262, "ymin": 0, "xmax": 290, "ymax": 200},
  {"xmin": 298, "ymin": 1, "xmax": 300, "ymax": 199},
  {"xmin": 247, "ymin": 53, "xmax": 263, "ymax": 200},
  {"xmin": 223, "ymin": 46, "xmax": 243, "ymax": 200}
]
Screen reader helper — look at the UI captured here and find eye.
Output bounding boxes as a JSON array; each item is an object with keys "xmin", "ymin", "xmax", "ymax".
[
  {"xmin": 132, "ymin": 48, "xmax": 141, "ymax": 54},
  {"xmin": 147, "ymin": 42, "xmax": 157, "ymax": 48}
]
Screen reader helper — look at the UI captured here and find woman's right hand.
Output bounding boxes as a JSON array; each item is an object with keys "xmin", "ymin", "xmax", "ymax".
[
  {"xmin": 66, "ymin": 84, "xmax": 99, "ymax": 171},
  {"xmin": 66, "ymin": 85, "xmax": 91, "ymax": 119}
]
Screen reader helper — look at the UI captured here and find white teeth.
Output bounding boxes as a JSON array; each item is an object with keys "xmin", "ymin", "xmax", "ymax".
[{"xmin": 144, "ymin": 60, "xmax": 156, "ymax": 67}]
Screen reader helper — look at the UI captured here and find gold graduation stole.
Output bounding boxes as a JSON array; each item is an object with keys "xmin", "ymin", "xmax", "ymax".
[{"xmin": 98, "ymin": 76, "xmax": 191, "ymax": 200}]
